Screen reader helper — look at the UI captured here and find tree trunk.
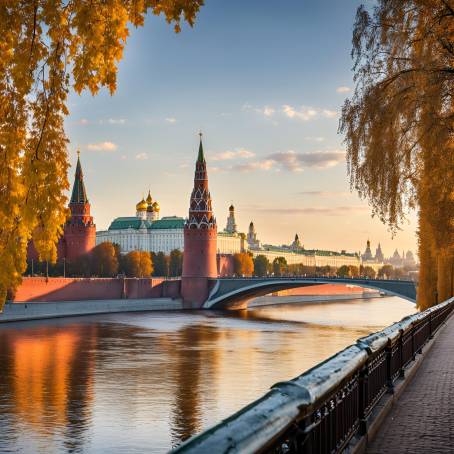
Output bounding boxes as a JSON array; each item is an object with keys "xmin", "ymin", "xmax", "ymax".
[{"xmin": 417, "ymin": 206, "xmax": 438, "ymax": 310}]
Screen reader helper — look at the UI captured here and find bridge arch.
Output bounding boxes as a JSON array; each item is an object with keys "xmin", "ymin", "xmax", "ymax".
[{"xmin": 204, "ymin": 278, "xmax": 417, "ymax": 310}]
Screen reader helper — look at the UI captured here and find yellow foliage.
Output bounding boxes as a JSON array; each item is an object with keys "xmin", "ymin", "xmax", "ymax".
[
  {"xmin": 341, "ymin": 1, "xmax": 454, "ymax": 308},
  {"xmin": 234, "ymin": 253, "xmax": 254, "ymax": 277},
  {"xmin": 0, "ymin": 0, "xmax": 203, "ymax": 309}
]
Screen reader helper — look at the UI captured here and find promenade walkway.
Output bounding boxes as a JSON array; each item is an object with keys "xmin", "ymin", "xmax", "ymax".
[{"xmin": 367, "ymin": 314, "xmax": 454, "ymax": 453}]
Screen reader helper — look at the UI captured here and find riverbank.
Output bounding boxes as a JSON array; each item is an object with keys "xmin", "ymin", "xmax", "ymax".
[
  {"xmin": 0, "ymin": 298, "xmax": 183, "ymax": 323},
  {"xmin": 249, "ymin": 291, "xmax": 383, "ymax": 307}
]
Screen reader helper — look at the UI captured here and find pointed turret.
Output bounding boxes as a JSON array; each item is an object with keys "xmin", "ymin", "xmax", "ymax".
[
  {"xmin": 65, "ymin": 152, "xmax": 95, "ymax": 261},
  {"xmin": 197, "ymin": 133, "xmax": 205, "ymax": 163},
  {"xmin": 70, "ymin": 152, "xmax": 88, "ymax": 204}
]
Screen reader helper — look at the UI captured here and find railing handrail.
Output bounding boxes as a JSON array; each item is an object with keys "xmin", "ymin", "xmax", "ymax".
[
  {"xmin": 213, "ymin": 276, "xmax": 416, "ymax": 283},
  {"xmin": 172, "ymin": 296, "xmax": 454, "ymax": 454}
]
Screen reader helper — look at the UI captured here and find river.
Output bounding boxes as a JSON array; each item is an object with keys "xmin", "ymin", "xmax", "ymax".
[{"xmin": 0, "ymin": 296, "xmax": 415, "ymax": 453}]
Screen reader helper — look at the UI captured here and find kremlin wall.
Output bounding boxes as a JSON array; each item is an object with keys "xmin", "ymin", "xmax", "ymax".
[{"xmin": 19, "ymin": 135, "xmax": 417, "ymax": 307}]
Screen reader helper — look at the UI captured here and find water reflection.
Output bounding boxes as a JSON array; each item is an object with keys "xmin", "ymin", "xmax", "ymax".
[
  {"xmin": 0, "ymin": 297, "xmax": 415, "ymax": 453},
  {"xmin": 0, "ymin": 324, "xmax": 97, "ymax": 453}
]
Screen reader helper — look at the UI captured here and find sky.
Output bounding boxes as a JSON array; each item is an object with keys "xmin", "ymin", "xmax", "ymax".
[{"xmin": 66, "ymin": 0, "xmax": 418, "ymax": 258}]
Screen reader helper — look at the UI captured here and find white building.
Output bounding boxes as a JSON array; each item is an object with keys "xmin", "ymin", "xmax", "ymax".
[
  {"xmin": 96, "ymin": 195, "xmax": 360, "ymax": 269},
  {"xmin": 96, "ymin": 196, "xmax": 244, "ymax": 255},
  {"xmin": 250, "ymin": 246, "xmax": 361, "ymax": 268}
]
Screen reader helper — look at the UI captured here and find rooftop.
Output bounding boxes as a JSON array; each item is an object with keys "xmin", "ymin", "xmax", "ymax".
[{"xmin": 108, "ymin": 216, "xmax": 184, "ymax": 231}]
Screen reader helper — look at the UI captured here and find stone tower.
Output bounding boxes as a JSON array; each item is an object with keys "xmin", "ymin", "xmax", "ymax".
[
  {"xmin": 225, "ymin": 204, "xmax": 238, "ymax": 233},
  {"xmin": 64, "ymin": 152, "xmax": 96, "ymax": 262},
  {"xmin": 181, "ymin": 134, "xmax": 218, "ymax": 307}
]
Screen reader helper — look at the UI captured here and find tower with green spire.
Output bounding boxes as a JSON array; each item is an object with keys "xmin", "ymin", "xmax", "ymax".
[
  {"xmin": 181, "ymin": 133, "xmax": 218, "ymax": 307},
  {"xmin": 64, "ymin": 152, "xmax": 96, "ymax": 261}
]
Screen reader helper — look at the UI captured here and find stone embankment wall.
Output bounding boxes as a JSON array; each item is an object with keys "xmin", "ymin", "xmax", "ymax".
[{"xmin": 11, "ymin": 277, "xmax": 181, "ymax": 303}]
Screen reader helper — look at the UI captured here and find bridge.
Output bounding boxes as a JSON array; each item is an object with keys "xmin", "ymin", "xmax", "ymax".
[
  {"xmin": 205, "ymin": 277, "xmax": 417, "ymax": 309},
  {"xmin": 173, "ymin": 296, "xmax": 454, "ymax": 454}
]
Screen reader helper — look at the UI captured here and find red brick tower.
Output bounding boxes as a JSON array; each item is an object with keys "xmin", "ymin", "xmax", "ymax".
[
  {"xmin": 64, "ymin": 152, "xmax": 96, "ymax": 262},
  {"xmin": 181, "ymin": 134, "xmax": 218, "ymax": 307}
]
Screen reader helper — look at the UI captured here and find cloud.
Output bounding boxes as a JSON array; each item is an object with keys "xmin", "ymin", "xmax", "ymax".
[
  {"xmin": 86, "ymin": 141, "xmax": 117, "ymax": 151},
  {"xmin": 212, "ymin": 148, "xmax": 255, "ymax": 161},
  {"xmin": 262, "ymin": 106, "xmax": 275, "ymax": 117},
  {"xmin": 234, "ymin": 159, "xmax": 276, "ymax": 172},
  {"xmin": 242, "ymin": 104, "xmax": 275, "ymax": 118},
  {"xmin": 322, "ymin": 109, "xmax": 338, "ymax": 118},
  {"xmin": 78, "ymin": 118, "xmax": 89, "ymax": 125},
  {"xmin": 135, "ymin": 152, "xmax": 148, "ymax": 160},
  {"xmin": 336, "ymin": 86, "xmax": 351, "ymax": 93},
  {"xmin": 228, "ymin": 149, "xmax": 345, "ymax": 173},
  {"xmin": 282, "ymin": 104, "xmax": 318, "ymax": 121},
  {"xmin": 108, "ymin": 118, "xmax": 126, "ymax": 125},
  {"xmin": 165, "ymin": 117, "xmax": 177, "ymax": 123},
  {"xmin": 251, "ymin": 206, "xmax": 369, "ymax": 216},
  {"xmin": 245, "ymin": 103, "xmax": 338, "ymax": 121},
  {"xmin": 267, "ymin": 149, "xmax": 345, "ymax": 171}
]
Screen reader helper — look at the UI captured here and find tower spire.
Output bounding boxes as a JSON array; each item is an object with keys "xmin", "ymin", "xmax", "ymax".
[
  {"xmin": 70, "ymin": 151, "xmax": 88, "ymax": 204},
  {"xmin": 197, "ymin": 131, "xmax": 205, "ymax": 163}
]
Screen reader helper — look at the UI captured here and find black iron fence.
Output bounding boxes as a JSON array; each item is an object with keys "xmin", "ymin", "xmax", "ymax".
[{"xmin": 172, "ymin": 297, "xmax": 454, "ymax": 454}]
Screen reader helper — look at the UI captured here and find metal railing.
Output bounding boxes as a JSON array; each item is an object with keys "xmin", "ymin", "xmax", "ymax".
[{"xmin": 172, "ymin": 297, "xmax": 454, "ymax": 454}]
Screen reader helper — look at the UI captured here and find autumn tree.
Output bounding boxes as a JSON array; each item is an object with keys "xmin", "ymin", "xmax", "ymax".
[
  {"xmin": 272, "ymin": 257, "xmax": 287, "ymax": 277},
  {"xmin": 378, "ymin": 264, "xmax": 394, "ymax": 279},
  {"xmin": 253, "ymin": 255, "xmax": 270, "ymax": 277},
  {"xmin": 91, "ymin": 242, "xmax": 119, "ymax": 277},
  {"xmin": 0, "ymin": 1, "xmax": 204, "ymax": 310},
  {"xmin": 340, "ymin": 1, "xmax": 454, "ymax": 309},
  {"xmin": 169, "ymin": 249, "xmax": 183, "ymax": 277},
  {"xmin": 234, "ymin": 252, "xmax": 254, "ymax": 277},
  {"xmin": 337, "ymin": 265, "xmax": 350, "ymax": 278},
  {"xmin": 123, "ymin": 250, "xmax": 153, "ymax": 278},
  {"xmin": 153, "ymin": 251, "xmax": 169, "ymax": 277},
  {"xmin": 68, "ymin": 253, "xmax": 91, "ymax": 277},
  {"xmin": 361, "ymin": 266, "xmax": 376, "ymax": 279}
]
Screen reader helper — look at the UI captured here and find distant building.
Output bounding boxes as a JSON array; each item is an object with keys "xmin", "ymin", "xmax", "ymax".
[
  {"xmin": 360, "ymin": 239, "xmax": 385, "ymax": 271},
  {"xmin": 248, "ymin": 226, "xmax": 360, "ymax": 268},
  {"xmin": 225, "ymin": 204, "xmax": 238, "ymax": 234},
  {"xmin": 291, "ymin": 234, "xmax": 303, "ymax": 251},
  {"xmin": 375, "ymin": 243, "xmax": 384, "ymax": 262},
  {"xmin": 405, "ymin": 250, "xmax": 416, "ymax": 268},
  {"xmin": 247, "ymin": 221, "xmax": 261, "ymax": 250},
  {"xmin": 362, "ymin": 239, "xmax": 374, "ymax": 261}
]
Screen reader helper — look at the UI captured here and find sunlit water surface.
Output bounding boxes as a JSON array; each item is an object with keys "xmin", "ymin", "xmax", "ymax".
[{"xmin": 0, "ymin": 296, "xmax": 415, "ymax": 453}]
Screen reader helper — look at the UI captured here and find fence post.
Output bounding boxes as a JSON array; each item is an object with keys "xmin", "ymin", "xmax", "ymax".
[
  {"xmin": 386, "ymin": 340, "xmax": 394, "ymax": 394},
  {"xmin": 399, "ymin": 330, "xmax": 405, "ymax": 378},
  {"xmin": 358, "ymin": 364, "xmax": 368, "ymax": 435}
]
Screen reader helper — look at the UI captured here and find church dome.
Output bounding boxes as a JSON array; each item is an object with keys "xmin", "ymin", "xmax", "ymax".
[
  {"xmin": 229, "ymin": 204, "xmax": 234, "ymax": 211},
  {"xmin": 152, "ymin": 201, "xmax": 160, "ymax": 211},
  {"xmin": 146, "ymin": 204, "xmax": 154, "ymax": 212},
  {"xmin": 136, "ymin": 198, "xmax": 147, "ymax": 211},
  {"xmin": 146, "ymin": 190, "xmax": 153, "ymax": 205}
]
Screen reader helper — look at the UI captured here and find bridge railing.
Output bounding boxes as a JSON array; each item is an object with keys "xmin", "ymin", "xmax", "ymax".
[{"xmin": 172, "ymin": 297, "xmax": 454, "ymax": 454}]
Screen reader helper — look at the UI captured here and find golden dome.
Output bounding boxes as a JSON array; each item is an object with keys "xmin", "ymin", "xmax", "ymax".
[
  {"xmin": 136, "ymin": 198, "xmax": 147, "ymax": 211},
  {"xmin": 152, "ymin": 201, "xmax": 160, "ymax": 211},
  {"xmin": 146, "ymin": 190, "xmax": 153, "ymax": 205},
  {"xmin": 146, "ymin": 204, "xmax": 154, "ymax": 212}
]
